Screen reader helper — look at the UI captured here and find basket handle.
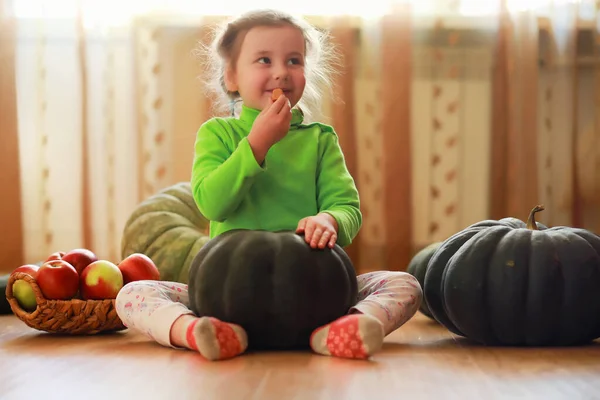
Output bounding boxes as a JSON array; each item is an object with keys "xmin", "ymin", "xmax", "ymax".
[{"xmin": 5, "ymin": 271, "xmax": 47, "ymax": 316}]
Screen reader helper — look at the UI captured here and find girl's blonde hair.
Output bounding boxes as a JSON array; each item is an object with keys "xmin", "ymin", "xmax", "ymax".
[{"xmin": 197, "ymin": 9, "xmax": 339, "ymax": 120}]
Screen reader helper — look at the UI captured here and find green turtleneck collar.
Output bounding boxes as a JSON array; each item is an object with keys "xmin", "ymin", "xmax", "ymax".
[{"xmin": 238, "ymin": 104, "xmax": 304, "ymax": 127}]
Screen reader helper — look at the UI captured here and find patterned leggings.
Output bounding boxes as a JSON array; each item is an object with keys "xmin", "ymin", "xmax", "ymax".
[{"xmin": 115, "ymin": 271, "xmax": 422, "ymax": 348}]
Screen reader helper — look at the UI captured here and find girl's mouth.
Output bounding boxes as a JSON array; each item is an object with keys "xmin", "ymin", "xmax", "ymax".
[{"xmin": 269, "ymin": 88, "xmax": 291, "ymax": 101}]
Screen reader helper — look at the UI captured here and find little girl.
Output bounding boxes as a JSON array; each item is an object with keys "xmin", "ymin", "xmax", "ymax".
[{"xmin": 115, "ymin": 9, "xmax": 422, "ymax": 361}]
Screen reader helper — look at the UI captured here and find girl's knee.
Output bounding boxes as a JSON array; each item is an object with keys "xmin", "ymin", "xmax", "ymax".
[
  {"xmin": 120, "ymin": 280, "xmax": 148, "ymax": 293},
  {"xmin": 389, "ymin": 272, "xmax": 423, "ymax": 295},
  {"xmin": 116, "ymin": 280, "xmax": 156, "ymax": 305}
]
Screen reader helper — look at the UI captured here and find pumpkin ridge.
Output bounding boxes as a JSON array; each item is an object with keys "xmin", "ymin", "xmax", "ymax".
[
  {"xmin": 246, "ymin": 232, "xmax": 281, "ymax": 345},
  {"xmin": 122, "ymin": 222, "xmax": 192, "ymax": 257},
  {"xmin": 407, "ymin": 242, "xmax": 441, "ymax": 318},
  {"xmin": 126, "ymin": 209, "xmax": 198, "ymax": 231},
  {"xmin": 123, "ymin": 211, "xmax": 199, "ymax": 249},
  {"xmin": 329, "ymin": 245, "xmax": 358, "ymax": 308},
  {"xmin": 441, "ymin": 225, "xmax": 512, "ymax": 344},
  {"xmin": 572, "ymin": 229, "xmax": 600, "ymax": 339},
  {"xmin": 142, "ymin": 226, "xmax": 203, "ymax": 282},
  {"xmin": 331, "ymin": 243, "xmax": 359, "ymax": 307},
  {"xmin": 524, "ymin": 230, "xmax": 535, "ymax": 344},
  {"xmin": 124, "ymin": 184, "xmax": 208, "ymax": 233},
  {"xmin": 470, "ymin": 219, "xmax": 516, "ymax": 229},
  {"xmin": 271, "ymin": 233, "xmax": 307, "ymax": 343},
  {"xmin": 232, "ymin": 232, "xmax": 277, "ymax": 330},
  {"xmin": 122, "ymin": 217, "xmax": 193, "ymax": 259},
  {"xmin": 177, "ymin": 236, "xmax": 211, "ymax": 284},
  {"xmin": 145, "ymin": 224, "xmax": 198, "ymax": 251},
  {"xmin": 548, "ymin": 230, "xmax": 576, "ymax": 344},
  {"xmin": 424, "ymin": 226, "xmax": 483, "ymax": 335},
  {"xmin": 524, "ymin": 230, "xmax": 533, "ymax": 343},
  {"xmin": 486, "ymin": 228, "xmax": 533, "ymax": 345},
  {"xmin": 128, "ymin": 196, "xmax": 199, "ymax": 226},
  {"xmin": 161, "ymin": 185, "xmax": 208, "ymax": 228},
  {"xmin": 500, "ymin": 218, "xmax": 527, "ymax": 229},
  {"xmin": 552, "ymin": 229, "xmax": 600, "ymax": 344},
  {"xmin": 267, "ymin": 233, "xmax": 285, "ymax": 327},
  {"xmin": 525, "ymin": 229, "xmax": 563, "ymax": 345},
  {"xmin": 187, "ymin": 231, "xmax": 223, "ymax": 310}
]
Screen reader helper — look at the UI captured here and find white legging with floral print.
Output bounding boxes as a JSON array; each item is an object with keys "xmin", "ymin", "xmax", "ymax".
[{"xmin": 115, "ymin": 271, "xmax": 422, "ymax": 348}]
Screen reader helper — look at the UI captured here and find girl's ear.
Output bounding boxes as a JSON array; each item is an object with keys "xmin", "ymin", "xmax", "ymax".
[{"xmin": 224, "ymin": 65, "xmax": 238, "ymax": 92}]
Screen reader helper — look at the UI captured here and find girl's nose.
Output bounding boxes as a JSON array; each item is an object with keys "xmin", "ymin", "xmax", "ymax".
[{"xmin": 273, "ymin": 64, "xmax": 289, "ymax": 81}]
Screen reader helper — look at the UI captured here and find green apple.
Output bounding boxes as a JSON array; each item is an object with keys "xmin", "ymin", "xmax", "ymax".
[{"xmin": 12, "ymin": 279, "xmax": 37, "ymax": 312}]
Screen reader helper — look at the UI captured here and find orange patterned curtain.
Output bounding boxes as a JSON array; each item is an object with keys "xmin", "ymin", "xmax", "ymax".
[
  {"xmin": 0, "ymin": 0, "xmax": 24, "ymax": 272},
  {"xmin": 490, "ymin": 1, "xmax": 540, "ymax": 222}
]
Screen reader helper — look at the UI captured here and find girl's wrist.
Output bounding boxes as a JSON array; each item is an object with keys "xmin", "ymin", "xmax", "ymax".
[
  {"xmin": 247, "ymin": 131, "xmax": 271, "ymax": 164},
  {"xmin": 318, "ymin": 212, "xmax": 339, "ymax": 232}
]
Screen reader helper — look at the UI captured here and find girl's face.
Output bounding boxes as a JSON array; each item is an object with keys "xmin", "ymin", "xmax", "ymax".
[{"xmin": 226, "ymin": 24, "xmax": 306, "ymax": 111}]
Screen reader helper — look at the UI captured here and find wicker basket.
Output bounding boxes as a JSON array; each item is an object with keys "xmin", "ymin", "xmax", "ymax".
[{"xmin": 5, "ymin": 272, "xmax": 126, "ymax": 334}]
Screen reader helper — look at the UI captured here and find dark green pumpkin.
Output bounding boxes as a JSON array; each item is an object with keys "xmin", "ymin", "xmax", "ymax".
[
  {"xmin": 406, "ymin": 242, "xmax": 441, "ymax": 319},
  {"xmin": 423, "ymin": 205, "xmax": 600, "ymax": 346},
  {"xmin": 0, "ymin": 274, "xmax": 11, "ymax": 315},
  {"xmin": 188, "ymin": 229, "xmax": 358, "ymax": 350},
  {"xmin": 121, "ymin": 182, "xmax": 210, "ymax": 284}
]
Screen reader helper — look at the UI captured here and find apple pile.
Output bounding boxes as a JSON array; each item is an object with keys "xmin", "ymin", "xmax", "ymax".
[{"xmin": 10, "ymin": 249, "xmax": 160, "ymax": 312}]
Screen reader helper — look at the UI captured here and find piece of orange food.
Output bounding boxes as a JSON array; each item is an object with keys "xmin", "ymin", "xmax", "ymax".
[{"xmin": 271, "ymin": 88, "xmax": 283, "ymax": 101}]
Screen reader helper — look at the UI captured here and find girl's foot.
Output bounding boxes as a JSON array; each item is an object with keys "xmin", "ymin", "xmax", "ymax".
[
  {"xmin": 171, "ymin": 315, "xmax": 248, "ymax": 361},
  {"xmin": 309, "ymin": 314, "xmax": 384, "ymax": 359}
]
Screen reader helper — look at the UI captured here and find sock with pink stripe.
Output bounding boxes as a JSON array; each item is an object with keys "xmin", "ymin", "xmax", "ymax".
[{"xmin": 171, "ymin": 315, "xmax": 248, "ymax": 361}]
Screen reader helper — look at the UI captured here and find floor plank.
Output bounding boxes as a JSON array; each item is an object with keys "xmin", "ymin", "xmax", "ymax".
[{"xmin": 2, "ymin": 313, "xmax": 600, "ymax": 399}]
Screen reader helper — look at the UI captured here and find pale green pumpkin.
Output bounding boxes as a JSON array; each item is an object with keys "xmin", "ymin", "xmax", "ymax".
[{"xmin": 121, "ymin": 182, "xmax": 210, "ymax": 284}]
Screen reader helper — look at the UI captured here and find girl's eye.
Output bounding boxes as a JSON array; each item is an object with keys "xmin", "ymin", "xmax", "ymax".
[
  {"xmin": 258, "ymin": 57, "xmax": 270, "ymax": 64},
  {"xmin": 288, "ymin": 58, "xmax": 302, "ymax": 65}
]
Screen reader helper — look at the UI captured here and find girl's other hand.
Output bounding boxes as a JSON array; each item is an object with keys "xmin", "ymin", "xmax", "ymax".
[{"xmin": 296, "ymin": 213, "xmax": 339, "ymax": 249}]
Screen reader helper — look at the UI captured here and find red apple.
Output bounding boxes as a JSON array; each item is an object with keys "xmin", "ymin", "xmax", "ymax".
[
  {"xmin": 62, "ymin": 248, "xmax": 98, "ymax": 275},
  {"xmin": 46, "ymin": 251, "xmax": 66, "ymax": 262},
  {"xmin": 118, "ymin": 253, "xmax": 160, "ymax": 284},
  {"xmin": 37, "ymin": 260, "xmax": 79, "ymax": 300},
  {"xmin": 80, "ymin": 260, "xmax": 123, "ymax": 300},
  {"xmin": 12, "ymin": 264, "xmax": 40, "ymax": 278}
]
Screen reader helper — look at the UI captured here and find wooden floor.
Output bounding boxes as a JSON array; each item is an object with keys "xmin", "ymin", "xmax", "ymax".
[{"xmin": 2, "ymin": 313, "xmax": 600, "ymax": 400}]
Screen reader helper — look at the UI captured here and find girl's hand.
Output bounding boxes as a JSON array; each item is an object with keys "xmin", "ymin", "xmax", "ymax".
[
  {"xmin": 247, "ymin": 95, "xmax": 292, "ymax": 164},
  {"xmin": 296, "ymin": 213, "xmax": 339, "ymax": 249}
]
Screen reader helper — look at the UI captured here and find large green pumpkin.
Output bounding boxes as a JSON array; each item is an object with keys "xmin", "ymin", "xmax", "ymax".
[
  {"xmin": 121, "ymin": 182, "xmax": 210, "ymax": 283},
  {"xmin": 188, "ymin": 229, "xmax": 358, "ymax": 350},
  {"xmin": 406, "ymin": 242, "xmax": 441, "ymax": 319},
  {"xmin": 423, "ymin": 205, "xmax": 600, "ymax": 346}
]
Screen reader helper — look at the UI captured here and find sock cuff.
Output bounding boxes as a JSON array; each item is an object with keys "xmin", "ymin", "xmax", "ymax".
[{"xmin": 185, "ymin": 318, "xmax": 200, "ymax": 351}]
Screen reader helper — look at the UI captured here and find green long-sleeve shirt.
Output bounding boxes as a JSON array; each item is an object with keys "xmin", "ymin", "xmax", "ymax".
[{"xmin": 190, "ymin": 105, "xmax": 362, "ymax": 247}]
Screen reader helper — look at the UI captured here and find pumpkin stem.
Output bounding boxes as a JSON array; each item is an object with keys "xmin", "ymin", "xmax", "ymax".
[{"xmin": 526, "ymin": 205, "xmax": 545, "ymax": 230}]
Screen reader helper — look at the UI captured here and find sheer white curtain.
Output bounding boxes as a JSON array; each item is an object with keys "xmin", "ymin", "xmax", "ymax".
[{"xmin": 12, "ymin": 1, "xmax": 141, "ymax": 262}]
